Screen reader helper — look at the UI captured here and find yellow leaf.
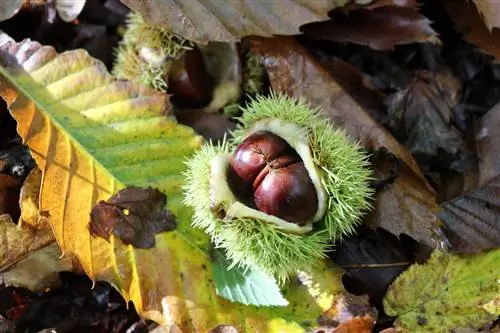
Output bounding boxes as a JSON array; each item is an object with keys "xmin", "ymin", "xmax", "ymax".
[
  {"xmin": 0, "ymin": 32, "xmax": 347, "ymax": 332},
  {"xmin": 0, "ymin": 167, "xmax": 74, "ymax": 291}
]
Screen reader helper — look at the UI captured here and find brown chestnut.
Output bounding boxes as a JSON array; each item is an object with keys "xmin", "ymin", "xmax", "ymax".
[
  {"xmin": 228, "ymin": 131, "xmax": 318, "ymax": 224},
  {"xmin": 167, "ymin": 47, "xmax": 214, "ymax": 109}
]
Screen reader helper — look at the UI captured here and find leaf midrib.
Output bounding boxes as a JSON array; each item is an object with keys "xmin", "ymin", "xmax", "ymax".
[{"xmin": 0, "ymin": 63, "xmax": 210, "ymax": 259}]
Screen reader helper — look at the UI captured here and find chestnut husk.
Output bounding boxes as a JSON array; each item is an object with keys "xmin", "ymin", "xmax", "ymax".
[{"xmin": 183, "ymin": 93, "xmax": 373, "ymax": 281}]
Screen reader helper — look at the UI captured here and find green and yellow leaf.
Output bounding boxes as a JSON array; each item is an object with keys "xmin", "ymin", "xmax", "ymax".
[
  {"xmin": 384, "ymin": 249, "xmax": 500, "ymax": 333},
  {"xmin": 0, "ymin": 32, "xmax": 347, "ymax": 332}
]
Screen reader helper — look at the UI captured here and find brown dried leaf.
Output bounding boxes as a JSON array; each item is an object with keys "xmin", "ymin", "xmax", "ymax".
[
  {"xmin": 0, "ymin": 167, "xmax": 54, "ymax": 271},
  {"xmin": 442, "ymin": 0, "xmax": 500, "ymax": 60},
  {"xmin": 301, "ymin": 6, "xmax": 439, "ymax": 51},
  {"xmin": 0, "ymin": 242, "xmax": 74, "ymax": 291},
  {"xmin": 384, "ymin": 70, "xmax": 474, "ymax": 184},
  {"xmin": 472, "ymin": 0, "xmax": 500, "ymax": 30},
  {"xmin": 439, "ymin": 103, "xmax": 500, "ymax": 253},
  {"xmin": 0, "ymin": 168, "xmax": 76, "ymax": 290},
  {"xmin": 89, "ymin": 187, "xmax": 176, "ymax": 249},
  {"xmin": 248, "ymin": 36, "xmax": 443, "ymax": 247},
  {"xmin": 121, "ymin": 0, "xmax": 346, "ymax": 44},
  {"xmin": 339, "ymin": 0, "xmax": 418, "ymax": 11}
]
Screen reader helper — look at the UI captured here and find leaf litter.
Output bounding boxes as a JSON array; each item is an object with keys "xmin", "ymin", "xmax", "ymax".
[{"xmin": 0, "ymin": 0, "xmax": 499, "ymax": 332}]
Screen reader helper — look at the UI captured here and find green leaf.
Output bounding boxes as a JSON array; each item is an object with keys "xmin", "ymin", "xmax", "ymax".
[
  {"xmin": 0, "ymin": 31, "xmax": 348, "ymax": 332},
  {"xmin": 212, "ymin": 248, "xmax": 288, "ymax": 307},
  {"xmin": 384, "ymin": 249, "xmax": 500, "ymax": 332}
]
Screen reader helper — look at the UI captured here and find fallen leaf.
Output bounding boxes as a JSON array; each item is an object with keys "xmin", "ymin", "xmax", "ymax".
[
  {"xmin": 476, "ymin": 103, "xmax": 500, "ymax": 187},
  {"xmin": 211, "ymin": 248, "xmax": 288, "ymax": 307},
  {"xmin": 339, "ymin": 0, "xmax": 418, "ymax": 11},
  {"xmin": 383, "ymin": 70, "xmax": 475, "ymax": 187},
  {"xmin": 439, "ymin": 175, "xmax": 500, "ymax": 253},
  {"xmin": 0, "ymin": 0, "xmax": 23, "ymax": 22},
  {"xmin": 439, "ymin": 103, "xmax": 500, "ymax": 253},
  {"xmin": 301, "ymin": 6, "xmax": 439, "ymax": 51},
  {"xmin": 329, "ymin": 227, "xmax": 421, "ymax": 309},
  {"xmin": 384, "ymin": 249, "xmax": 500, "ymax": 332},
  {"xmin": 442, "ymin": 0, "xmax": 500, "ymax": 60},
  {"xmin": 0, "ymin": 32, "xmax": 351, "ymax": 332},
  {"xmin": 298, "ymin": 263, "xmax": 377, "ymax": 332},
  {"xmin": 472, "ymin": 0, "xmax": 500, "ymax": 31},
  {"xmin": 0, "ymin": 167, "xmax": 74, "ymax": 291},
  {"xmin": 121, "ymin": 0, "xmax": 347, "ymax": 44},
  {"xmin": 0, "ymin": 242, "xmax": 74, "ymax": 291},
  {"xmin": 0, "ymin": 213, "xmax": 53, "ymax": 273},
  {"xmin": 0, "ymin": 167, "xmax": 54, "ymax": 272},
  {"xmin": 248, "ymin": 36, "xmax": 444, "ymax": 248},
  {"xmin": 89, "ymin": 187, "xmax": 176, "ymax": 249},
  {"xmin": 331, "ymin": 314, "xmax": 375, "ymax": 333}
]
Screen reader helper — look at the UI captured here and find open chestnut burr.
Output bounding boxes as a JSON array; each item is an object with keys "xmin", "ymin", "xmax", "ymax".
[
  {"xmin": 227, "ymin": 131, "xmax": 318, "ymax": 224},
  {"xmin": 183, "ymin": 94, "xmax": 373, "ymax": 280}
]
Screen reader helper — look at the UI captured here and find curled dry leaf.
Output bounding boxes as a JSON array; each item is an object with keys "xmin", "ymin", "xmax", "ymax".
[
  {"xmin": 472, "ymin": 0, "xmax": 500, "ymax": 31},
  {"xmin": 121, "ymin": 0, "xmax": 345, "ymax": 44},
  {"xmin": 0, "ymin": 168, "xmax": 53, "ymax": 271},
  {"xmin": 0, "ymin": 168, "xmax": 74, "ymax": 291},
  {"xmin": 439, "ymin": 103, "xmax": 500, "ymax": 253},
  {"xmin": 0, "ymin": 32, "xmax": 352, "ymax": 332},
  {"xmin": 89, "ymin": 187, "xmax": 176, "ymax": 249},
  {"xmin": 298, "ymin": 264, "xmax": 377, "ymax": 333},
  {"xmin": 384, "ymin": 70, "xmax": 475, "ymax": 187},
  {"xmin": 248, "ymin": 36, "xmax": 444, "ymax": 248},
  {"xmin": 0, "ymin": 242, "xmax": 74, "ymax": 291},
  {"xmin": 330, "ymin": 227, "xmax": 420, "ymax": 309},
  {"xmin": 442, "ymin": 0, "xmax": 500, "ymax": 60},
  {"xmin": 301, "ymin": 5, "xmax": 439, "ymax": 51}
]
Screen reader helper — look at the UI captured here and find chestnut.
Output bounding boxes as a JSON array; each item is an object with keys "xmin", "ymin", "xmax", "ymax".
[
  {"xmin": 228, "ymin": 131, "xmax": 318, "ymax": 224},
  {"xmin": 167, "ymin": 46, "xmax": 214, "ymax": 109}
]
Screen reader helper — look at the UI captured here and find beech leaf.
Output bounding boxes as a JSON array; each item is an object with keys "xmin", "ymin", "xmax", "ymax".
[
  {"xmin": 120, "ymin": 0, "xmax": 348, "ymax": 44},
  {"xmin": 384, "ymin": 249, "xmax": 500, "ymax": 332},
  {"xmin": 442, "ymin": 0, "xmax": 500, "ymax": 60},
  {"xmin": 301, "ymin": 4, "xmax": 439, "ymax": 51},
  {"xmin": 0, "ymin": 32, "xmax": 349, "ymax": 332},
  {"xmin": 439, "ymin": 103, "xmax": 500, "ymax": 253},
  {"xmin": 212, "ymin": 248, "xmax": 288, "ymax": 307}
]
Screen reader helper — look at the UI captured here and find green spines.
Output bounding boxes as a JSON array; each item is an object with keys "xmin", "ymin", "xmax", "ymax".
[
  {"xmin": 112, "ymin": 12, "xmax": 192, "ymax": 91},
  {"xmin": 183, "ymin": 93, "xmax": 374, "ymax": 282}
]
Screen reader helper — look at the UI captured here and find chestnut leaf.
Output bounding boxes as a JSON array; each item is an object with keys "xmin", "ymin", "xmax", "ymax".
[
  {"xmin": 211, "ymin": 248, "xmax": 288, "ymax": 307},
  {"xmin": 0, "ymin": 31, "xmax": 347, "ymax": 332},
  {"xmin": 384, "ymin": 249, "xmax": 500, "ymax": 332}
]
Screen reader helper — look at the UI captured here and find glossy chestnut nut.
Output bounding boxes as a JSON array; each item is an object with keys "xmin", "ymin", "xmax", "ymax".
[
  {"xmin": 228, "ymin": 131, "xmax": 318, "ymax": 224},
  {"xmin": 167, "ymin": 46, "xmax": 213, "ymax": 109}
]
